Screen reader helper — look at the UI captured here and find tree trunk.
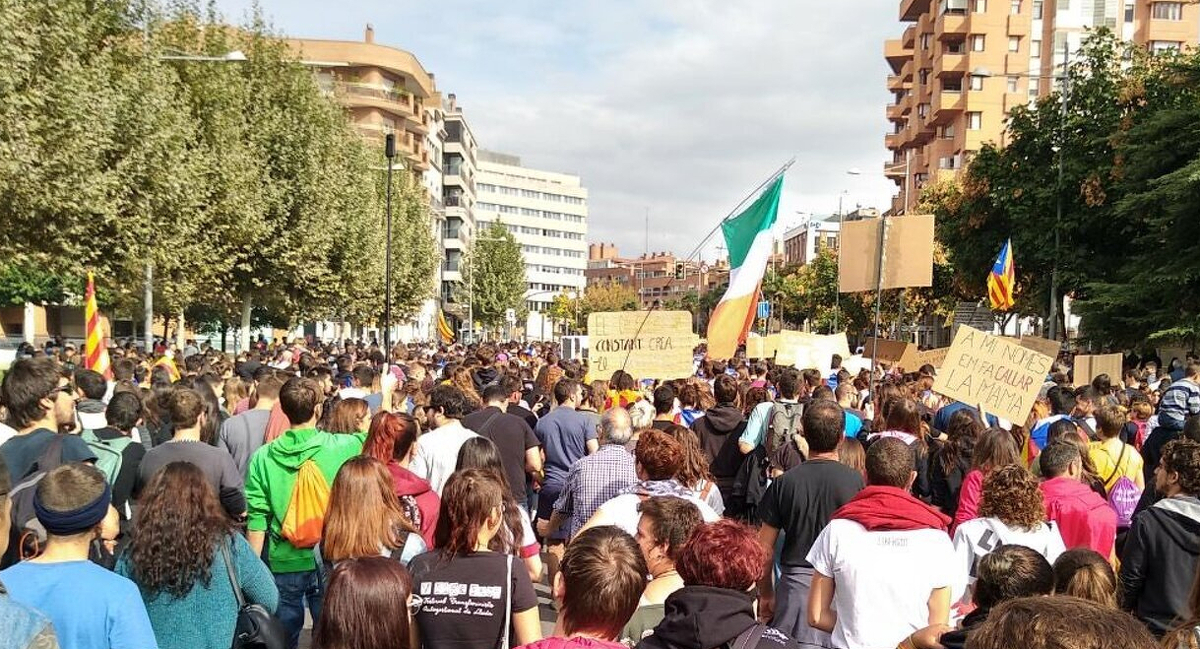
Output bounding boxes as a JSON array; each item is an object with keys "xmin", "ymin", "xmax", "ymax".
[
  {"xmin": 240, "ymin": 294, "xmax": 253, "ymax": 353},
  {"xmin": 176, "ymin": 309, "xmax": 186, "ymax": 352}
]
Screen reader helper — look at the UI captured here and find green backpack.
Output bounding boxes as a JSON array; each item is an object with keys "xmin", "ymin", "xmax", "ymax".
[{"xmin": 80, "ymin": 429, "xmax": 135, "ymax": 485}]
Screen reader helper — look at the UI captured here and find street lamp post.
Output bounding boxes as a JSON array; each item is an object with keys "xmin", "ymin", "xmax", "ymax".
[
  {"xmin": 835, "ymin": 168, "xmax": 862, "ymax": 332},
  {"xmin": 384, "ymin": 134, "xmax": 396, "ymax": 366}
]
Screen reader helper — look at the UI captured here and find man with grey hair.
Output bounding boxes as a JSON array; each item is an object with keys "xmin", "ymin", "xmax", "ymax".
[{"xmin": 541, "ymin": 406, "xmax": 638, "ymax": 540}]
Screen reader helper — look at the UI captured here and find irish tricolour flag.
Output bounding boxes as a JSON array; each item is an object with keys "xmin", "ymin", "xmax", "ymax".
[{"xmin": 706, "ymin": 176, "xmax": 783, "ymax": 359}]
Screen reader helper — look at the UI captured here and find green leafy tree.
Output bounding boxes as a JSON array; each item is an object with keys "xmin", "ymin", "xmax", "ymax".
[
  {"xmin": 465, "ymin": 222, "xmax": 526, "ymax": 328},
  {"xmin": 549, "ymin": 281, "xmax": 639, "ymax": 333}
]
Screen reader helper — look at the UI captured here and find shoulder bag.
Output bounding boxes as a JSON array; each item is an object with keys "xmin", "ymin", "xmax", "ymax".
[{"xmin": 220, "ymin": 538, "xmax": 288, "ymax": 649}]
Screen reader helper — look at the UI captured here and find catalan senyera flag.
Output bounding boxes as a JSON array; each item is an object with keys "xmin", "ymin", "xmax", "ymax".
[
  {"xmin": 705, "ymin": 176, "xmax": 784, "ymax": 359},
  {"xmin": 84, "ymin": 272, "xmax": 113, "ymax": 380},
  {"xmin": 436, "ymin": 309, "xmax": 456, "ymax": 345},
  {"xmin": 987, "ymin": 238, "xmax": 1016, "ymax": 311}
]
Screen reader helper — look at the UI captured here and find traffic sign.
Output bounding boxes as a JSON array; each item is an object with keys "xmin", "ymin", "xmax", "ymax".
[{"xmin": 757, "ymin": 301, "xmax": 771, "ymax": 319}]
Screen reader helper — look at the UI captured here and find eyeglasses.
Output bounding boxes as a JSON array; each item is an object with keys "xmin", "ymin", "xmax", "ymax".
[{"xmin": 46, "ymin": 385, "xmax": 73, "ymax": 399}]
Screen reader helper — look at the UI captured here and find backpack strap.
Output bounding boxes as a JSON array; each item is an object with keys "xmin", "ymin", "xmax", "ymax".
[
  {"xmin": 727, "ymin": 624, "xmax": 768, "ymax": 649},
  {"xmin": 1103, "ymin": 442, "xmax": 1129, "ymax": 486}
]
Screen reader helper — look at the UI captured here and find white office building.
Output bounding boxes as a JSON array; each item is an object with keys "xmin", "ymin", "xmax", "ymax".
[{"xmin": 475, "ymin": 150, "xmax": 588, "ymax": 340}]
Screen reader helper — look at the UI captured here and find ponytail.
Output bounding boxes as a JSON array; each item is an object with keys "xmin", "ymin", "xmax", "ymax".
[{"xmin": 1053, "ymin": 549, "xmax": 1118, "ymax": 609}]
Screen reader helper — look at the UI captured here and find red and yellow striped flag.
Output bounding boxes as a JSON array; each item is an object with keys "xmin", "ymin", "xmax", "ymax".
[{"xmin": 84, "ymin": 272, "xmax": 113, "ymax": 379}]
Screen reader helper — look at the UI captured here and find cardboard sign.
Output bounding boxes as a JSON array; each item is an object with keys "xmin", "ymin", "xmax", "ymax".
[
  {"xmin": 587, "ymin": 311, "xmax": 699, "ymax": 380},
  {"xmin": 839, "ymin": 215, "xmax": 935, "ymax": 293},
  {"xmin": 933, "ymin": 325, "xmax": 1055, "ymax": 424},
  {"xmin": 776, "ymin": 331, "xmax": 851, "ymax": 371},
  {"xmin": 898, "ymin": 346, "xmax": 950, "ymax": 371},
  {"xmin": 1074, "ymin": 354, "xmax": 1123, "ymax": 386},
  {"xmin": 746, "ymin": 334, "xmax": 780, "ymax": 360},
  {"xmin": 1011, "ymin": 336, "xmax": 1061, "ymax": 360},
  {"xmin": 864, "ymin": 338, "xmax": 912, "ymax": 363}
]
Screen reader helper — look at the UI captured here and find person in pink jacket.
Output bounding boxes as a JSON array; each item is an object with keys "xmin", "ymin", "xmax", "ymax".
[
  {"xmin": 1038, "ymin": 441, "xmax": 1118, "ymax": 559},
  {"xmin": 953, "ymin": 427, "xmax": 1021, "ymax": 531}
]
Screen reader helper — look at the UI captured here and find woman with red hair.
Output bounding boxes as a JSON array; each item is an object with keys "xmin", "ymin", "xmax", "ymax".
[
  {"xmin": 636, "ymin": 520, "xmax": 804, "ymax": 649},
  {"xmin": 361, "ymin": 411, "xmax": 439, "ymax": 547}
]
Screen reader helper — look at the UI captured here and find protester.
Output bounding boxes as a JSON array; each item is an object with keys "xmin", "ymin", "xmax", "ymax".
[
  {"xmin": 929, "ymin": 409, "xmax": 983, "ymax": 519},
  {"xmin": 1052, "ymin": 548, "xmax": 1118, "ymax": 608},
  {"xmin": 86, "ymin": 391, "xmax": 145, "ymax": 525},
  {"xmin": 545, "ymin": 407, "xmax": 638, "ymax": 540},
  {"xmin": 324, "ymin": 398, "xmax": 370, "ymax": 435},
  {"xmin": 1120, "ymin": 438, "xmax": 1200, "ymax": 636},
  {"xmin": 619, "ymin": 497, "xmax": 704, "ymax": 647},
  {"xmin": 360, "ymin": 411, "xmax": 439, "ymax": 547},
  {"xmin": 117, "ymin": 462, "xmax": 277, "ymax": 649},
  {"xmin": 455, "ymin": 437, "xmax": 543, "ymax": 582},
  {"xmin": 580, "ymin": 430, "xmax": 720, "ymax": 536},
  {"xmin": 651, "ymin": 385, "xmax": 677, "ymax": 431},
  {"xmin": 951, "ymin": 426, "xmax": 1021, "ymax": 529},
  {"xmin": 410, "ymin": 384, "xmax": 478, "ymax": 495},
  {"xmin": 134, "ymin": 387, "xmax": 245, "ymax": 520},
  {"xmin": 662, "ymin": 424, "xmax": 724, "ymax": 514},
  {"xmin": 462, "ymin": 383, "xmax": 542, "ymax": 503},
  {"xmin": 535, "ymin": 378, "xmax": 598, "ymax": 540},
  {"xmin": 0, "ymin": 454, "xmax": 58, "ymax": 648},
  {"xmin": 244, "ymin": 377, "xmax": 366, "ymax": 649},
  {"xmin": 689, "ymin": 375, "xmax": 747, "ymax": 505},
  {"xmin": 1158, "ymin": 362, "xmax": 1200, "ymax": 432},
  {"xmin": 966, "ymin": 596, "xmax": 1157, "ymax": 649},
  {"xmin": 315, "ymin": 456, "xmax": 425, "ymax": 582},
  {"xmin": 1, "ymin": 463, "xmax": 157, "ymax": 649},
  {"xmin": 1030, "ymin": 386, "xmax": 1076, "ymax": 450},
  {"xmin": 636, "ymin": 519, "xmax": 803, "ymax": 649},
  {"xmin": 409, "ymin": 468, "xmax": 542, "ymax": 648},
  {"xmin": 807, "ymin": 437, "xmax": 955, "ymax": 649},
  {"xmin": 312, "ymin": 557, "xmax": 412, "ymax": 649},
  {"xmin": 836, "ymin": 437, "xmax": 867, "ymax": 483},
  {"xmin": 518, "ymin": 526, "xmax": 647, "ymax": 649},
  {"xmin": 756, "ymin": 399, "xmax": 864, "ymax": 646},
  {"xmin": 1089, "ymin": 405, "xmax": 1145, "ymax": 494},
  {"xmin": 0, "ymin": 357, "xmax": 95, "ymax": 485},
  {"xmin": 218, "ymin": 367, "xmax": 283, "ymax": 475},
  {"xmin": 1038, "ymin": 441, "xmax": 1118, "ymax": 558},
  {"xmin": 951, "ymin": 465, "xmax": 1066, "ymax": 605},
  {"xmin": 73, "ymin": 369, "xmax": 108, "ymax": 431},
  {"xmin": 867, "ymin": 398, "xmax": 935, "ymax": 500}
]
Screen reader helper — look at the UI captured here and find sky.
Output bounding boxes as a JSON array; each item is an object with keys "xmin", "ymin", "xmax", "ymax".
[{"xmin": 215, "ymin": 0, "xmax": 901, "ymax": 262}]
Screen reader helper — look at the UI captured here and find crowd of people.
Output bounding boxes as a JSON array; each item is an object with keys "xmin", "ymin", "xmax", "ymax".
[{"xmin": 0, "ymin": 336, "xmax": 1198, "ymax": 649}]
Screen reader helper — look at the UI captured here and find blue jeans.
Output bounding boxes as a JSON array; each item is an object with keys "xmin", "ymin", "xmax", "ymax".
[{"xmin": 274, "ymin": 570, "xmax": 322, "ymax": 649}]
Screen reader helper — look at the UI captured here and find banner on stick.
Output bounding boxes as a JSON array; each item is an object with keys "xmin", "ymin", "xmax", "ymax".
[
  {"xmin": 838, "ymin": 215, "xmax": 935, "ymax": 293},
  {"xmin": 1073, "ymin": 354, "xmax": 1123, "ymax": 387},
  {"xmin": 588, "ymin": 311, "xmax": 699, "ymax": 380},
  {"xmin": 933, "ymin": 325, "xmax": 1055, "ymax": 424}
]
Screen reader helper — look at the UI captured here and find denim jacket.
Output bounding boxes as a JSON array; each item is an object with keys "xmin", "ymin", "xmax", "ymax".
[{"xmin": 0, "ymin": 578, "xmax": 58, "ymax": 649}]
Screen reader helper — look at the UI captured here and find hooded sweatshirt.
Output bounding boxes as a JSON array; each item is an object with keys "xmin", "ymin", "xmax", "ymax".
[
  {"xmin": 1040, "ymin": 476, "xmax": 1117, "ymax": 558},
  {"xmin": 1120, "ymin": 495, "xmax": 1200, "ymax": 636},
  {"xmin": 635, "ymin": 586, "xmax": 801, "ymax": 649},
  {"xmin": 76, "ymin": 398, "xmax": 107, "ymax": 431},
  {"xmin": 517, "ymin": 637, "xmax": 625, "ymax": 649},
  {"xmin": 690, "ymin": 405, "xmax": 747, "ymax": 493},
  {"xmin": 387, "ymin": 463, "xmax": 440, "ymax": 548},
  {"xmin": 244, "ymin": 428, "xmax": 366, "ymax": 573}
]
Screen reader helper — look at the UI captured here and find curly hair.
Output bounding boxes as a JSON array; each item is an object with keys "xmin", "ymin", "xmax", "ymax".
[
  {"xmin": 1162, "ymin": 439, "xmax": 1200, "ymax": 496},
  {"xmin": 662, "ymin": 424, "xmax": 715, "ymax": 490},
  {"xmin": 676, "ymin": 520, "xmax": 766, "ymax": 590},
  {"xmin": 979, "ymin": 465, "xmax": 1046, "ymax": 531},
  {"xmin": 127, "ymin": 462, "xmax": 235, "ymax": 598}
]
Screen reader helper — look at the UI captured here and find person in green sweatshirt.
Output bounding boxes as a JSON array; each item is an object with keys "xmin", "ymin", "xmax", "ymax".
[{"xmin": 245, "ymin": 377, "xmax": 365, "ymax": 649}]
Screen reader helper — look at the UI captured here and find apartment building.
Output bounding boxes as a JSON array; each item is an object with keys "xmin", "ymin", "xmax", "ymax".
[
  {"xmin": 884, "ymin": 0, "xmax": 1199, "ymax": 213},
  {"xmin": 440, "ymin": 94, "xmax": 479, "ymax": 317},
  {"xmin": 585, "ymin": 244, "xmax": 725, "ymax": 310},
  {"xmin": 475, "ymin": 151, "xmax": 588, "ymax": 338}
]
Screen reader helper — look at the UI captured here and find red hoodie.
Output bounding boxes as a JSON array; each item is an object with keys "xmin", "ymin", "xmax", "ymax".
[
  {"xmin": 388, "ymin": 463, "xmax": 440, "ymax": 548},
  {"xmin": 833, "ymin": 485, "xmax": 951, "ymax": 532},
  {"xmin": 1040, "ymin": 476, "xmax": 1117, "ymax": 558}
]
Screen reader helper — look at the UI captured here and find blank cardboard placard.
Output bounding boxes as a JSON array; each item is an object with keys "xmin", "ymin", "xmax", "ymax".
[
  {"xmin": 776, "ymin": 331, "xmax": 850, "ymax": 370},
  {"xmin": 864, "ymin": 338, "xmax": 912, "ymax": 363},
  {"xmin": 1009, "ymin": 336, "xmax": 1061, "ymax": 360},
  {"xmin": 838, "ymin": 215, "xmax": 935, "ymax": 293},
  {"xmin": 1074, "ymin": 354, "xmax": 1123, "ymax": 387},
  {"xmin": 587, "ymin": 311, "xmax": 699, "ymax": 380},
  {"xmin": 898, "ymin": 346, "xmax": 950, "ymax": 371},
  {"xmin": 933, "ymin": 325, "xmax": 1055, "ymax": 424},
  {"xmin": 746, "ymin": 334, "xmax": 780, "ymax": 360}
]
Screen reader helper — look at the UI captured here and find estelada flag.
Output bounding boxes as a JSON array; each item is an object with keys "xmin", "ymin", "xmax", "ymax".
[
  {"xmin": 987, "ymin": 238, "xmax": 1016, "ymax": 311},
  {"xmin": 84, "ymin": 272, "xmax": 113, "ymax": 379}
]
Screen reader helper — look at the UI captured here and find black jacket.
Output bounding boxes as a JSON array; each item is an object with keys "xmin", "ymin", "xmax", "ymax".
[
  {"xmin": 636, "ymin": 586, "xmax": 801, "ymax": 649},
  {"xmin": 1120, "ymin": 495, "xmax": 1200, "ymax": 636},
  {"xmin": 691, "ymin": 405, "xmax": 747, "ymax": 493}
]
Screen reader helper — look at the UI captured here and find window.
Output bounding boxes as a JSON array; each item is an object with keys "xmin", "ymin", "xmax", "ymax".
[
  {"xmin": 918, "ymin": 103, "xmax": 930, "ymax": 118},
  {"xmin": 973, "ymin": 0, "xmax": 987, "ymax": 11},
  {"xmin": 971, "ymin": 34, "xmax": 986, "ymax": 51},
  {"xmin": 1007, "ymin": 76, "xmax": 1019, "ymax": 92},
  {"xmin": 1150, "ymin": 40, "xmax": 1182, "ymax": 52},
  {"xmin": 919, "ymin": 68, "xmax": 931, "ymax": 85},
  {"xmin": 1029, "ymin": 77, "xmax": 1041, "ymax": 98},
  {"xmin": 921, "ymin": 33, "xmax": 933, "ymax": 50},
  {"xmin": 1152, "ymin": 2, "xmax": 1183, "ymax": 20},
  {"xmin": 1125, "ymin": 2, "xmax": 1135, "ymax": 21},
  {"xmin": 1031, "ymin": 39, "xmax": 1042, "ymax": 56},
  {"xmin": 1033, "ymin": 0, "xmax": 1043, "ymax": 18},
  {"xmin": 970, "ymin": 74, "xmax": 984, "ymax": 91},
  {"xmin": 1009, "ymin": 36, "xmax": 1020, "ymax": 52},
  {"xmin": 967, "ymin": 112, "xmax": 982, "ymax": 130},
  {"xmin": 1011, "ymin": 0, "xmax": 1021, "ymax": 13}
]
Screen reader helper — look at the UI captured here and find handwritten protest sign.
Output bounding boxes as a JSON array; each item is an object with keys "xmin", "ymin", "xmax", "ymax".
[
  {"xmin": 1073, "ymin": 354, "xmax": 1123, "ymax": 386},
  {"xmin": 864, "ymin": 338, "xmax": 911, "ymax": 363},
  {"xmin": 898, "ymin": 346, "xmax": 950, "ymax": 371},
  {"xmin": 746, "ymin": 334, "xmax": 780, "ymax": 360},
  {"xmin": 587, "ymin": 311, "xmax": 699, "ymax": 380},
  {"xmin": 776, "ymin": 331, "xmax": 851, "ymax": 370},
  {"xmin": 933, "ymin": 325, "xmax": 1055, "ymax": 424}
]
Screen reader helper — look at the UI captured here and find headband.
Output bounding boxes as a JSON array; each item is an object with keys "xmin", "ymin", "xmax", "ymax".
[{"xmin": 34, "ymin": 481, "xmax": 111, "ymax": 536}]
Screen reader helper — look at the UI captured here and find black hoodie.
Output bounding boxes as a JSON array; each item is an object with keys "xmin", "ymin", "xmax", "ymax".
[
  {"xmin": 690, "ymin": 404, "xmax": 747, "ymax": 494},
  {"xmin": 1120, "ymin": 495, "xmax": 1200, "ymax": 636},
  {"xmin": 636, "ymin": 586, "xmax": 801, "ymax": 649}
]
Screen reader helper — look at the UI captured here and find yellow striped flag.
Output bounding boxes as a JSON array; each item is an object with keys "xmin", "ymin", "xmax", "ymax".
[
  {"xmin": 987, "ymin": 238, "xmax": 1016, "ymax": 311},
  {"xmin": 705, "ymin": 176, "xmax": 784, "ymax": 359},
  {"xmin": 436, "ymin": 309, "xmax": 456, "ymax": 345},
  {"xmin": 84, "ymin": 272, "xmax": 113, "ymax": 379}
]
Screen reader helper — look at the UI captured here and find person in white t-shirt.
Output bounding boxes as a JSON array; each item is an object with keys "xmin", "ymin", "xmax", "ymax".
[
  {"xmin": 952, "ymin": 465, "xmax": 1066, "ymax": 606},
  {"xmin": 410, "ymin": 384, "xmax": 478, "ymax": 495},
  {"xmin": 807, "ymin": 437, "xmax": 956, "ymax": 649}
]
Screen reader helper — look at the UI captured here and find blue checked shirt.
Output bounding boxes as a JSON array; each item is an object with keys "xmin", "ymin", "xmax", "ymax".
[
  {"xmin": 1159, "ymin": 378, "xmax": 1200, "ymax": 429},
  {"xmin": 553, "ymin": 443, "xmax": 638, "ymax": 538}
]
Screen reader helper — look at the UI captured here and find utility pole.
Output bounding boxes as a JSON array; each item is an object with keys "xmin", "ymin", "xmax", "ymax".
[{"xmin": 1048, "ymin": 46, "xmax": 1070, "ymax": 342}]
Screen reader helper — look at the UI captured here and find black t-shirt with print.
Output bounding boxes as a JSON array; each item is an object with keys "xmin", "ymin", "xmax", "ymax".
[{"xmin": 410, "ymin": 550, "xmax": 537, "ymax": 649}]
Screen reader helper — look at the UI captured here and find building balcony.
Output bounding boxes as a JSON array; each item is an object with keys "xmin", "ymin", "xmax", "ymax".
[
  {"xmin": 887, "ymin": 74, "xmax": 911, "ymax": 92},
  {"xmin": 886, "ymin": 39, "xmax": 913, "ymax": 73},
  {"xmin": 901, "ymin": 59, "xmax": 915, "ymax": 82},
  {"xmin": 887, "ymin": 102, "xmax": 907, "ymax": 121},
  {"xmin": 884, "ymin": 158, "xmax": 907, "ymax": 179},
  {"xmin": 930, "ymin": 91, "xmax": 965, "ymax": 125},
  {"xmin": 903, "ymin": 24, "xmax": 917, "ymax": 47},
  {"xmin": 900, "ymin": 0, "xmax": 932, "ymax": 21},
  {"xmin": 934, "ymin": 52, "xmax": 967, "ymax": 77},
  {"xmin": 936, "ymin": 12, "xmax": 969, "ymax": 40},
  {"xmin": 885, "ymin": 131, "xmax": 904, "ymax": 149},
  {"xmin": 337, "ymin": 82, "xmax": 423, "ymax": 121}
]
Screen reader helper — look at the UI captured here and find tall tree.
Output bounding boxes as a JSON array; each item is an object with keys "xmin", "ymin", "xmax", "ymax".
[{"xmin": 465, "ymin": 222, "xmax": 526, "ymax": 328}]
